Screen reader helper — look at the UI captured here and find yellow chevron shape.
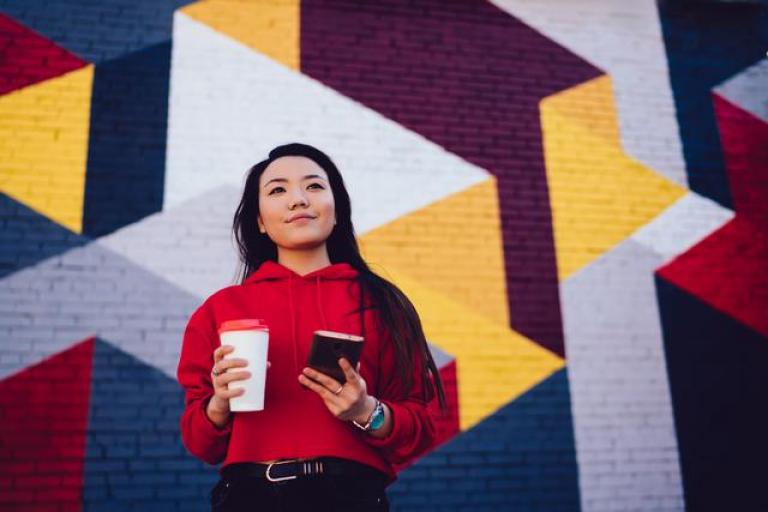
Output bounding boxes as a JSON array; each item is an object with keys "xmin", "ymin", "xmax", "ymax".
[
  {"xmin": 0, "ymin": 65, "xmax": 93, "ymax": 233},
  {"xmin": 541, "ymin": 75, "xmax": 686, "ymax": 281},
  {"xmin": 182, "ymin": 0, "xmax": 300, "ymax": 70},
  {"xmin": 359, "ymin": 179, "xmax": 509, "ymax": 326},
  {"xmin": 363, "ymin": 265, "xmax": 563, "ymax": 430}
]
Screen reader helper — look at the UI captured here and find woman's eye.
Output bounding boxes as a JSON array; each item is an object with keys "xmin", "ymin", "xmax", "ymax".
[
  {"xmin": 308, "ymin": 183, "xmax": 324, "ymax": 190},
  {"xmin": 268, "ymin": 187, "xmax": 285, "ymax": 195}
]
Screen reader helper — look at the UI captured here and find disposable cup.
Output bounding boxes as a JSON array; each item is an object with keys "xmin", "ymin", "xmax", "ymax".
[{"xmin": 218, "ymin": 319, "xmax": 269, "ymax": 412}]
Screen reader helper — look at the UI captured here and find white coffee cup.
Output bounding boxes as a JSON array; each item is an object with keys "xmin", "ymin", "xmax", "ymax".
[{"xmin": 218, "ymin": 319, "xmax": 269, "ymax": 412}]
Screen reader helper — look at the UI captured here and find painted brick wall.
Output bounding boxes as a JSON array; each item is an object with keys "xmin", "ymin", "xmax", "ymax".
[{"xmin": 1, "ymin": 1, "xmax": 766, "ymax": 511}]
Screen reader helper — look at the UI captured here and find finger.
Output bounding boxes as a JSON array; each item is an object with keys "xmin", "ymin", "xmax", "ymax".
[
  {"xmin": 220, "ymin": 358, "xmax": 249, "ymax": 371},
  {"xmin": 298, "ymin": 374, "xmax": 342, "ymax": 402},
  {"xmin": 220, "ymin": 370, "xmax": 251, "ymax": 386},
  {"xmin": 218, "ymin": 387, "xmax": 245, "ymax": 399},
  {"xmin": 338, "ymin": 357, "xmax": 359, "ymax": 383},
  {"xmin": 214, "ymin": 345, "xmax": 235, "ymax": 362},
  {"xmin": 301, "ymin": 367, "xmax": 342, "ymax": 390}
]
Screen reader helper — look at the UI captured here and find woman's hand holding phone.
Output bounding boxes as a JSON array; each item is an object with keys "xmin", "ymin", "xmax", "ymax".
[{"xmin": 298, "ymin": 357, "xmax": 376, "ymax": 425}]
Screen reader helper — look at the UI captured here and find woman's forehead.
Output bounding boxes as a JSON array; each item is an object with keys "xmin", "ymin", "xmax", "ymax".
[{"xmin": 262, "ymin": 156, "xmax": 327, "ymax": 180}]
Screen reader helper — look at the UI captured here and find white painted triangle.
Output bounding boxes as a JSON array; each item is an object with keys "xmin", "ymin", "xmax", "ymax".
[
  {"xmin": 98, "ymin": 185, "xmax": 243, "ymax": 300},
  {"xmin": 165, "ymin": 12, "xmax": 489, "ymax": 235},
  {"xmin": 714, "ymin": 59, "xmax": 768, "ymax": 124}
]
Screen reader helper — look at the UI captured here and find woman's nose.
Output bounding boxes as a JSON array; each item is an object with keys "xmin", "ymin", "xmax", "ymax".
[{"xmin": 288, "ymin": 190, "xmax": 309, "ymax": 209}]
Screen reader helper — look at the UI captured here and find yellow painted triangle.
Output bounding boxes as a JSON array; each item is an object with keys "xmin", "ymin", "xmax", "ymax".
[
  {"xmin": 359, "ymin": 179, "xmax": 509, "ymax": 326},
  {"xmin": 0, "ymin": 65, "xmax": 93, "ymax": 233},
  {"xmin": 182, "ymin": 0, "xmax": 300, "ymax": 70},
  {"xmin": 364, "ymin": 266, "xmax": 563, "ymax": 431},
  {"xmin": 540, "ymin": 75, "xmax": 687, "ymax": 280}
]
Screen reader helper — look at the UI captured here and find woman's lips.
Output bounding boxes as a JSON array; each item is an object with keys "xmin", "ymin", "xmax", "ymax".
[{"xmin": 287, "ymin": 215, "xmax": 315, "ymax": 223}]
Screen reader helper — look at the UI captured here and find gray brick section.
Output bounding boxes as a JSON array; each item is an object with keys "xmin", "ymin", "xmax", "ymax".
[
  {"xmin": 714, "ymin": 59, "xmax": 768, "ymax": 122},
  {"xmin": 0, "ymin": 241, "xmax": 201, "ymax": 381},
  {"xmin": 97, "ymin": 185, "xmax": 242, "ymax": 300},
  {"xmin": 562, "ymin": 240, "xmax": 685, "ymax": 512}
]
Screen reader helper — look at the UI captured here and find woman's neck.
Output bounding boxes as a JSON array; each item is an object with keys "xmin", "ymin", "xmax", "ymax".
[{"xmin": 277, "ymin": 246, "xmax": 332, "ymax": 277}]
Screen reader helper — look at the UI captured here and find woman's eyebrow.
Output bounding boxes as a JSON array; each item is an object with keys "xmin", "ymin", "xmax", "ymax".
[{"xmin": 263, "ymin": 174, "xmax": 327, "ymax": 188}]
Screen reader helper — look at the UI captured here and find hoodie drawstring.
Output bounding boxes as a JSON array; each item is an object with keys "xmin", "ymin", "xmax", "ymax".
[
  {"xmin": 288, "ymin": 275, "xmax": 298, "ymax": 379},
  {"xmin": 289, "ymin": 275, "xmax": 328, "ymax": 376},
  {"xmin": 315, "ymin": 276, "xmax": 329, "ymax": 331}
]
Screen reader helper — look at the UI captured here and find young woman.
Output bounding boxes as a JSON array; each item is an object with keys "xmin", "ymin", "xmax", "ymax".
[{"xmin": 177, "ymin": 143, "xmax": 446, "ymax": 511}]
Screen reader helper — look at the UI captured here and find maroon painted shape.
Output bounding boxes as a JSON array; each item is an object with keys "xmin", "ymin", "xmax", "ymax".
[
  {"xmin": 0, "ymin": 14, "xmax": 87, "ymax": 96},
  {"xmin": 0, "ymin": 338, "xmax": 94, "ymax": 510},
  {"xmin": 300, "ymin": 0, "xmax": 603, "ymax": 356},
  {"xmin": 714, "ymin": 94, "xmax": 768, "ymax": 223}
]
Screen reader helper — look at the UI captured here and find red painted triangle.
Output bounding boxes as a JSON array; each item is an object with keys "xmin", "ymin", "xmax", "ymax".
[
  {"xmin": 0, "ymin": 337, "xmax": 95, "ymax": 510},
  {"xmin": 659, "ymin": 94, "xmax": 768, "ymax": 340},
  {"xmin": 394, "ymin": 359, "xmax": 460, "ymax": 473},
  {"xmin": 431, "ymin": 360, "xmax": 459, "ymax": 450},
  {"xmin": 0, "ymin": 14, "xmax": 88, "ymax": 96},
  {"xmin": 657, "ymin": 217, "xmax": 768, "ymax": 339},
  {"xmin": 714, "ymin": 94, "xmax": 768, "ymax": 223}
]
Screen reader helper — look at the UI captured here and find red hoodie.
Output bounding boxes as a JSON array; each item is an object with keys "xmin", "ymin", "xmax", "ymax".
[{"xmin": 177, "ymin": 260, "xmax": 436, "ymax": 484}]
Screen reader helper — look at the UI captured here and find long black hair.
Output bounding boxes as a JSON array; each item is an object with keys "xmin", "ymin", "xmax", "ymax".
[{"xmin": 233, "ymin": 143, "xmax": 447, "ymax": 412}]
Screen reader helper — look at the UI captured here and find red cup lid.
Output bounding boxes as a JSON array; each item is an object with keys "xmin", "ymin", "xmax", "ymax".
[{"xmin": 218, "ymin": 319, "xmax": 269, "ymax": 334}]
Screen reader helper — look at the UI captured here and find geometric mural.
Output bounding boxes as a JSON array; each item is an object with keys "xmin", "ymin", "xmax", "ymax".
[
  {"xmin": 83, "ymin": 42, "xmax": 172, "ymax": 237},
  {"xmin": 656, "ymin": 277, "xmax": 768, "ymax": 512},
  {"xmin": 300, "ymin": 0, "xmax": 604, "ymax": 357},
  {"xmin": 658, "ymin": 1, "xmax": 768, "ymax": 208},
  {"xmin": 389, "ymin": 369, "xmax": 580, "ymax": 510},
  {"xmin": 540, "ymin": 75, "xmax": 686, "ymax": 280},
  {"xmin": 2, "ymin": 0, "xmax": 767, "ymax": 510},
  {"xmin": 0, "ymin": 338, "xmax": 93, "ymax": 508},
  {"xmin": 655, "ymin": 24, "xmax": 768, "ymax": 506}
]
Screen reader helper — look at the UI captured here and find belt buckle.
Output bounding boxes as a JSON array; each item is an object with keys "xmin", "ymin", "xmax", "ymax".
[{"xmin": 265, "ymin": 459, "xmax": 299, "ymax": 483}]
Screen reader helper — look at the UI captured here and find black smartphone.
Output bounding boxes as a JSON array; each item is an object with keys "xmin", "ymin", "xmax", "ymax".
[{"xmin": 306, "ymin": 330, "xmax": 364, "ymax": 383}]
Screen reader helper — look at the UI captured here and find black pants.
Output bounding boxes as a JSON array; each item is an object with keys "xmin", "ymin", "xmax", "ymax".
[{"xmin": 210, "ymin": 472, "xmax": 390, "ymax": 512}]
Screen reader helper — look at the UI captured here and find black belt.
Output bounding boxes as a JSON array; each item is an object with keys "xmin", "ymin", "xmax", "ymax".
[{"xmin": 222, "ymin": 457, "xmax": 388, "ymax": 484}]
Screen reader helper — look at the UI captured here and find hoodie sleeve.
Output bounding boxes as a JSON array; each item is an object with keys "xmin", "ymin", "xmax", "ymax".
[
  {"xmin": 177, "ymin": 311, "xmax": 232, "ymax": 465},
  {"xmin": 362, "ymin": 330, "xmax": 437, "ymax": 467}
]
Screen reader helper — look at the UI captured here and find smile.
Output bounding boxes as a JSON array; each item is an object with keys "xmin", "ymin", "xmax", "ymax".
[{"xmin": 286, "ymin": 215, "xmax": 316, "ymax": 223}]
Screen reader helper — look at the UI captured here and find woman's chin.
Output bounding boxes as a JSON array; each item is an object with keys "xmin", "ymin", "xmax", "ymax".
[{"xmin": 277, "ymin": 238, "xmax": 328, "ymax": 252}]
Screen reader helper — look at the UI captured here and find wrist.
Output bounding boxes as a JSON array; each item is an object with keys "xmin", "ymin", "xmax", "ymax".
[
  {"xmin": 206, "ymin": 397, "xmax": 232, "ymax": 429},
  {"xmin": 352, "ymin": 395, "xmax": 377, "ymax": 425}
]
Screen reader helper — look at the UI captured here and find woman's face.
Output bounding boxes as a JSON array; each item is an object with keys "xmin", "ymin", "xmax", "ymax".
[{"xmin": 257, "ymin": 156, "xmax": 336, "ymax": 252}]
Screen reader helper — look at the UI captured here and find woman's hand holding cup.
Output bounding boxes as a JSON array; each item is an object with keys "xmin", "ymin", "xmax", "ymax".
[{"xmin": 206, "ymin": 345, "xmax": 270, "ymax": 428}]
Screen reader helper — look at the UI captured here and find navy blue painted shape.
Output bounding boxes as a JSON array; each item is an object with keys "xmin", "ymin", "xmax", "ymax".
[
  {"xmin": 82, "ymin": 41, "xmax": 171, "ymax": 237},
  {"xmin": 84, "ymin": 339, "xmax": 217, "ymax": 511},
  {"xmin": 0, "ymin": 0, "xmax": 191, "ymax": 63},
  {"xmin": 389, "ymin": 369, "xmax": 580, "ymax": 512},
  {"xmin": 655, "ymin": 276, "xmax": 768, "ymax": 512},
  {"xmin": 658, "ymin": 2, "xmax": 768, "ymax": 208},
  {"xmin": 0, "ymin": 193, "xmax": 90, "ymax": 278}
]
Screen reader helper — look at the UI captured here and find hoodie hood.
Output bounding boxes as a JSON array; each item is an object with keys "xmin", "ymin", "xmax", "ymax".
[{"xmin": 244, "ymin": 260, "xmax": 359, "ymax": 284}]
